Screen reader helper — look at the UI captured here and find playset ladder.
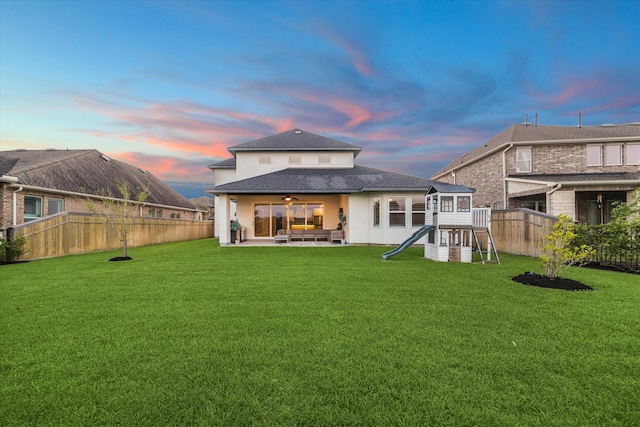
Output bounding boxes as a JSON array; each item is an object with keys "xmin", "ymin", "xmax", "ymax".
[{"xmin": 472, "ymin": 227, "xmax": 500, "ymax": 264}]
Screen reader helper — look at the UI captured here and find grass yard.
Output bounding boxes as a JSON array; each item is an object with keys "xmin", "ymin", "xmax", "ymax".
[{"xmin": 1, "ymin": 239, "xmax": 639, "ymax": 426}]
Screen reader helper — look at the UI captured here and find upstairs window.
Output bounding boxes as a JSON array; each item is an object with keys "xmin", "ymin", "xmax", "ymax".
[
  {"xmin": 586, "ymin": 145, "xmax": 603, "ymax": 166},
  {"xmin": 318, "ymin": 154, "xmax": 331, "ymax": 164},
  {"xmin": 289, "ymin": 154, "xmax": 301, "ymax": 165},
  {"xmin": 626, "ymin": 143, "xmax": 640, "ymax": 165},
  {"xmin": 259, "ymin": 154, "xmax": 272, "ymax": 165},
  {"xmin": 605, "ymin": 144, "xmax": 622, "ymax": 166},
  {"xmin": 515, "ymin": 147, "xmax": 532, "ymax": 173},
  {"xmin": 24, "ymin": 196, "xmax": 42, "ymax": 221}
]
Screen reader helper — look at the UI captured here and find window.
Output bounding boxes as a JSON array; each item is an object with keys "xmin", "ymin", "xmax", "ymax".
[
  {"xmin": 289, "ymin": 154, "xmax": 301, "ymax": 164},
  {"xmin": 521, "ymin": 201, "xmax": 546, "ymax": 213},
  {"xmin": 426, "ymin": 196, "xmax": 431, "ymax": 211},
  {"xmin": 48, "ymin": 198, "xmax": 63, "ymax": 215},
  {"xmin": 155, "ymin": 209, "xmax": 163, "ymax": 218},
  {"xmin": 259, "ymin": 154, "xmax": 272, "ymax": 165},
  {"xmin": 586, "ymin": 145, "xmax": 603, "ymax": 166},
  {"xmin": 440, "ymin": 196, "xmax": 454, "ymax": 212},
  {"xmin": 24, "ymin": 196, "xmax": 42, "ymax": 221},
  {"xmin": 605, "ymin": 144, "xmax": 622, "ymax": 166},
  {"xmin": 373, "ymin": 197, "xmax": 380, "ymax": 227},
  {"xmin": 439, "ymin": 230, "xmax": 448, "ymax": 246},
  {"xmin": 457, "ymin": 196, "xmax": 470, "ymax": 212},
  {"xmin": 411, "ymin": 196, "xmax": 425, "ymax": 227},
  {"xmin": 149, "ymin": 208, "xmax": 155, "ymax": 217},
  {"xmin": 627, "ymin": 143, "xmax": 640, "ymax": 165},
  {"xmin": 388, "ymin": 197, "xmax": 406, "ymax": 226},
  {"xmin": 515, "ymin": 147, "xmax": 532, "ymax": 173},
  {"xmin": 318, "ymin": 154, "xmax": 331, "ymax": 164}
]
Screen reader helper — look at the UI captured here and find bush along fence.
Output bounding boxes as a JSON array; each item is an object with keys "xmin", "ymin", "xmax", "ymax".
[
  {"xmin": 6, "ymin": 212, "xmax": 214, "ymax": 260},
  {"xmin": 572, "ymin": 191, "xmax": 640, "ymax": 274},
  {"xmin": 573, "ymin": 223, "xmax": 640, "ymax": 274}
]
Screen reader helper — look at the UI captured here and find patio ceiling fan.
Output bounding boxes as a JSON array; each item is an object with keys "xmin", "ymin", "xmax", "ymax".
[{"xmin": 281, "ymin": 194, "xmax": 299, "ymax": 201}]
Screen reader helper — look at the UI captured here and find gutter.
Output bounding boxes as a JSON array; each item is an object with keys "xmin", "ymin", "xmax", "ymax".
[
  {"xmin": 8, "ymin": 183, "xmax": 200, "ymax": 212},
  {"xmin": 546, "ymin": 184, "xmax": 562, "ymax": 215},
  {"xmin": 502, "ymin": 144, "xmax": 513, "ymax": 209}
]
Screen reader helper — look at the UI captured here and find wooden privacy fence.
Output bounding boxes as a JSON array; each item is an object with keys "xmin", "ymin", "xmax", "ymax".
[
  {"xmin": 10, "ymin": 212, "xmax": 214, "ymax": 260},
  {"xmin": 490, "ymin": 209, "xmax": 558, "ymax": 257}
]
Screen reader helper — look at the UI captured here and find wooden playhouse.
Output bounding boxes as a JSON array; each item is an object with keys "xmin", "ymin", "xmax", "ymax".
[{"xmin": 424, "ymin": 183, "xmax": 498, "ymax": 263}]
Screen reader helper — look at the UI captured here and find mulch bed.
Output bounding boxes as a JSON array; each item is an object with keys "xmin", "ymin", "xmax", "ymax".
[{"xmin": 512, "ymin": 272, "xmax": 593, "ymax": 291}]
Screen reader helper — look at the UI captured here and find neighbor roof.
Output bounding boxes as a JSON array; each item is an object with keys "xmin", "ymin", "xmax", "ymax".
[
  {"xmin": 432, "ymin": 123, "xmax": 640, "ymax": 178},
  {"xmin": 1, "ymin": 149, "xmax": 197, "ymax": 209},
  {"xmin": 227, "ymin": 128, "xmax": 362, "ymax": 156},
  {"xmin": 207, "ymin": 165, "xmax": 473, "ymax": 194}
]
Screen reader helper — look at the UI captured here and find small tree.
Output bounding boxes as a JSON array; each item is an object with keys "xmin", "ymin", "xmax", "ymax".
[
  {"xmin": 0, "ymin": 235, "xmax": 27, "ymax": 263},
  {"xmin": 82, "ymin": 179, "xmax": 151, "ymax": 258},
  {"xmin": 539, "ymin": 214, "xmax": 594, "ymax": 279}
]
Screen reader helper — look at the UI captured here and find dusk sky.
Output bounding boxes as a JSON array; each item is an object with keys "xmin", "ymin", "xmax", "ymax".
[{"xmin": 1, "ymin": 0, "xmax": 639, "ymax": 198}]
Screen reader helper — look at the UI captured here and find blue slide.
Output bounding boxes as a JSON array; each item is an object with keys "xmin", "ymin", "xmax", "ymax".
[{"xmin": 382, "ymin": 224, "xmax": 436, "ymax": 260}]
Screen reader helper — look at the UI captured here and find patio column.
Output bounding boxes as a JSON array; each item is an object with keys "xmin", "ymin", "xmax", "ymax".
[{"xmin": 218, "ymin": 194, "xmax": 230, "ymax": 244}]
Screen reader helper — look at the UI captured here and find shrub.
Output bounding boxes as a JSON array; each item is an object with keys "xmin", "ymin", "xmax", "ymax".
[
  {"xmin": 0, "ymin": 235, "xmax": 27, "ymax": 263},
  {"xmin": 539, "ymin": 214, "xmax": 593, "ymax": 279}
]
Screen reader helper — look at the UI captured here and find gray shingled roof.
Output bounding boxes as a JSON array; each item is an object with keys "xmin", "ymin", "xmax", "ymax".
[
  {"xmin": 1, "ymin": 149, "xmax": 197, "ymax": 209},
  {"xmin": 508, "ymin": 172, "xmax": 640, "ymax": 183},
  {"xmin": 207, "ymin": 166, "xmax": 466, "ymax": 194},
  {"xmin": 433, "ymin": 123, "xmax": 640, "ymax": 177},
  {"xmin": 228, "ymin": 128, "xmax": 362, "ymax": 156},
  {"xmin": 208, "ymin": 157, "xmax": 236, "ymax": 169}
]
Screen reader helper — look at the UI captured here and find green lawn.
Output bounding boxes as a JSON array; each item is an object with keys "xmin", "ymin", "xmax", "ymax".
[{"xmin": 2, "ymin": 239, "xmax": 639, "ymax": 426}]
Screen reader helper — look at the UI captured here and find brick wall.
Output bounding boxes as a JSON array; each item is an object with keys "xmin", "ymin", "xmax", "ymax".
[{"xmin": 437, "ymin": 142, "xmax": 639, "ymax": 211}]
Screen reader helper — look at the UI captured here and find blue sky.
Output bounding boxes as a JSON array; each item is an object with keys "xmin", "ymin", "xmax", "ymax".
[{"xmin": 1, "ymin": 0, "xmax": 639, "ymax": 198}]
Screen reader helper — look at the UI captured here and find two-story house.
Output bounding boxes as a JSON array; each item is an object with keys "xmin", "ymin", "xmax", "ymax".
[
  {"xmin": 431, "ymin": 123, "xmax": 640, "ymax": 224},
  {"xmin": 1, "ymin": 149, "xmax": 200, "ymax": 231},
  {"xmin": 207, "ymin": 128, "xmax": 472, "ymax": 245}
]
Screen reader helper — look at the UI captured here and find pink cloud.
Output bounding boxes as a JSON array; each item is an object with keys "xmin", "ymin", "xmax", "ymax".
[{"xmin": 109, "ymin": 151, "xmax": 213, "ymax": 184}]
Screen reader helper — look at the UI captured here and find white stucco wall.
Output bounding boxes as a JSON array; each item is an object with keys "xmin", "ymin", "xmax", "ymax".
[{"xmin": 235, "ymin": 151, "xmax": 355, "ymax": 180}]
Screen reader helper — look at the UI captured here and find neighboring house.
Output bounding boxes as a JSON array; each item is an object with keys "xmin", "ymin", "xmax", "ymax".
[
  {"xmin": 431, "ymin": 123, "xmax": 640, "ymax": 224},
  {"xmin": 207, "ymin": 128, "xmax": 473, "ymax": 245},
  {"xmin": 0, "ymin": 149, "xmax": 201, "ymax": 231}
]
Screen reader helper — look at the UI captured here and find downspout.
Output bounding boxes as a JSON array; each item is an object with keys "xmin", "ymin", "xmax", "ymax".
[
  {"xmin": 546, "ymin": 183, "xmax": 562, "ymax": 216},
  {"xmin": 13, "ymin": 186, "xmax": 23, "ymax": 226},
  {"xmin": 502, "ymin": 144, "xmax": 513, "ymax": 209}
]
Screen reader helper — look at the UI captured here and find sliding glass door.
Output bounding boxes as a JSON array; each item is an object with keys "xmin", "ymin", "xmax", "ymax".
[{"xmin": 254, "ymin": 202, "xmax": 324, "ymax": 237}]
